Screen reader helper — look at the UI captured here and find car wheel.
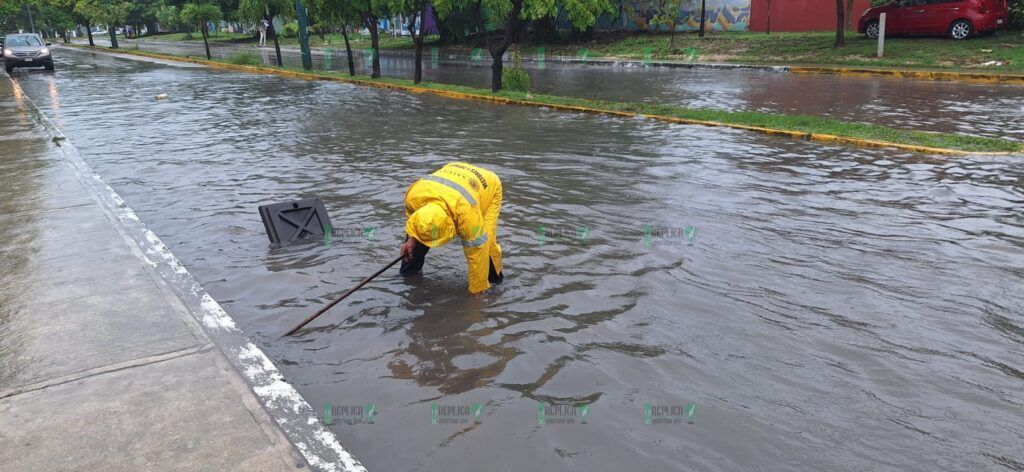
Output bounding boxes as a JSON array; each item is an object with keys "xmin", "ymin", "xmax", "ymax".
[
  {"xmin": 45, "ymin": 63, "xmax": 54, "ymax": 71},
  {"xmin": 949, "ymin": 19, "xmax": 972, "ymax": 40},
  {"xmin": 865, "ymin": 20, "xmax": 880, "ymax": 39}
]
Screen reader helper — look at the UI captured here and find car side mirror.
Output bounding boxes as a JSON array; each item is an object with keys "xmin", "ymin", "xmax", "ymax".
[{"xmin": 46, "ymin": 43, "xmax": 52, "ymax": 46}]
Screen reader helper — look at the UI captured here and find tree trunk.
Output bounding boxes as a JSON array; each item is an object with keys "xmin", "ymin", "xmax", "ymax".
[
  {"xmin": 201, "ymin": 24, "xmax": 211, "ymax": 59},
  {"xmin": 109, "ymin": 27, "xmax": 119, "ymax": 49},
  {"xmin": 411, "ymin": 2, "xmax": 426, "ymax": 83},
  {"xmin": 486, "ymin": 0, "xmax": 523, "ymax": 91},
  {"xmin": 489, "ymin": 50, "xmax": 504, "ymax": 91},
  {"xmin": 86, "ymin": 21, "xmax": 95, "ymax": 46},
  {"xmin": 834, "ymin": 0, "xmax": 846, "ymax": 48},
  {"xmin": 368, "ymin": 19, "xmax": 380, "ymax": 78},
  {"xmin": 341, "ymin": 25, "xmax": 355, "ymax": 76},
  {"xmin": 271, "ymin": 25, "xmax": 283, "ymax": 66},
  {"xmin": 845, "ymin": 0, "xmax": 856, "ymax": 30}
]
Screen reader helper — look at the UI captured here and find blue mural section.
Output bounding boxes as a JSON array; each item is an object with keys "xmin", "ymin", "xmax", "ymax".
[{"xmin": 560, "ymin": 0, "xmax": 751, "ymax": 32}]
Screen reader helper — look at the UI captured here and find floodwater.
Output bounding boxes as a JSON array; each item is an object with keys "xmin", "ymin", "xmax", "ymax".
[
  {"xmin": 10, "ymin": 48, "xmax": 1024, "ymax": 471},
  {"xmin": 85, "ymin": 37, "xmax": 1024, "ymax": 142}
]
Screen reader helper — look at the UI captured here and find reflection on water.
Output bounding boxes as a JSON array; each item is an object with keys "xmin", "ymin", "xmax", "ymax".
[
  {"xmin": 77, "ymin": 39, "xmax": 1024, "ymax": 142},
  {"xmin": 14, "ymin": 48, "xmax": 1024, "ymax": 472}
]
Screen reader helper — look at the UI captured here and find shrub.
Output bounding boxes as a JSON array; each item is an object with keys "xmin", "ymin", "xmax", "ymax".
[
  {"xmin": 281, "ymin": 21, "xmax": 299, "ymax": 38},
  {"xmin": 1010, "ymin": 0, "xmax": 1024, "ymax": 29},
  {"xmin": 227, "ymin": 51, "xmax": 261, "ymax": 65},
  {"xmin": 502, "ymin": 48, "xmax": 531, "ymax": 92}
]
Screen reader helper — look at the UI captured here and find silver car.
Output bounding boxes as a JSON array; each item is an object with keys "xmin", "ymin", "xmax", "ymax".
[{"xmin": 3, "ymin": 33, "xmax": 55, "ymax": 73}]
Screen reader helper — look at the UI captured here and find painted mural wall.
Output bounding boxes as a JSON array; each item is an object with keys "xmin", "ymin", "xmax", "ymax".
[{"xmin": 584, "ymin": 0, "xmax": 752, "ymax": 32}]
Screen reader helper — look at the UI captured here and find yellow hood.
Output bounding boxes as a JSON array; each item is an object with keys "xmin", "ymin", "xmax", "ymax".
[{"xmin": 405, "ymin": 203, "xmax": 456, "ymax": 248}]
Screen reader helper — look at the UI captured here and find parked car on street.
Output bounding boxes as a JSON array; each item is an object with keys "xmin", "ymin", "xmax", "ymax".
[
  {"xmin": 3, "ymin": 33, "xmax": 55, "ymax": 73},
  {"xmin": 858, "ymin": 0, "xmax": 1008, "ymax": 39}
]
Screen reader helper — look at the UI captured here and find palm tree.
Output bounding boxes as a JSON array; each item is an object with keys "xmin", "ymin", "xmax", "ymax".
[{"xmin": 181, "ymin": 2, "xmax": 223, "ymax": 59}]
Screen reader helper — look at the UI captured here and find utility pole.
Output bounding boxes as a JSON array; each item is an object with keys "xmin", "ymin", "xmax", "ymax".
[
  {"xmin": 295, "ymin": 0, "xmax": 312, "ymax": 70},
  {"xmin": 25, "ymin": 3, "xmax": 36, "ymax": 33},
  {"xmin": 698, "ymin": 0, "xmax": 707, "ymax": 38}
]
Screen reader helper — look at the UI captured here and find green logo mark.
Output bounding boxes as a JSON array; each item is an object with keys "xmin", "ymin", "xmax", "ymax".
[
  {"xmin": 577, "ymin": 225, "xmax": 590, "ymax": 241},
  {"xmin": 323, "ymin": 224, "xmax": 333, "ymax": 247},
  {"xmin": 537, "ymin": 225, "xmax": 546, "ymax": 246},
  {"xmin": 684, "ymin": 226, "xmax": 697, "ymax": 245},
  {"xmin": 472, "ymin": 403, "xmax": 483, "ymax": 423},
  {"xmin": 363, "ymin": 226, "xmax": 377, "ymax": 241},
  {"xmin": 323, "ymin": 403, "xmax": 334, "ymax": 425},
  {"xmin": 365, "ymin": 403, "xmax": 377, "ymax": 424}
]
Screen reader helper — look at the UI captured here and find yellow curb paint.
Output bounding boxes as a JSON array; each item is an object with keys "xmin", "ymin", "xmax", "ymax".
[
  {"xmin": 63, "ymin": 45, "xmax": 1020, "ymax": 156},
  {"xmin": 789, "ymin": 66, "xmax": 1024, "ymax": 86}
]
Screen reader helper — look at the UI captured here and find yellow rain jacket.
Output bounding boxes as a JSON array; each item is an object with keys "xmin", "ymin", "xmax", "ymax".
[{"xmin": 405, "ymin": 163, "xmax": 503, "ymax": 294}]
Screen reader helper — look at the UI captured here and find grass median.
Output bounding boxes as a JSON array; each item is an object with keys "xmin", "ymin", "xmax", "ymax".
[{"xmin": 68, "ymin": 44, "xmax": 1023, "ymax": 154}]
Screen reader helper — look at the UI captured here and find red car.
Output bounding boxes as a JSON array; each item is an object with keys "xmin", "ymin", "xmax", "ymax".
[{"xmin": 858, "ymin": 0, "xmax": 1008, "ymax": 40}]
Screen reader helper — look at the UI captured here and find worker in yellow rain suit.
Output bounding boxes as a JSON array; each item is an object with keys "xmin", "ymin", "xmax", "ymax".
[{"xmin": 399, "ymin": 162, "xmax": 503, "ymax": 294}]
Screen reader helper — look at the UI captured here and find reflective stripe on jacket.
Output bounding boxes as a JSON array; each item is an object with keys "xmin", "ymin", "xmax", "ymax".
[{"xmin": 404, "ymin": 162, "xmax": 502, "ymax": 293}]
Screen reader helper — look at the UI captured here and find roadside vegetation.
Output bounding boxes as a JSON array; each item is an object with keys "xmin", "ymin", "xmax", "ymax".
[
  {"xmin": 539, "ymin": 31, "xmax": 1024, "ymax": 72},
  {"xmin": 134, "ymin": 29, "xmax": 1024, "ymax": 73},
  {"xmin": 8, "ymin": 0, "xmax": 1024, "ymax": 87}
]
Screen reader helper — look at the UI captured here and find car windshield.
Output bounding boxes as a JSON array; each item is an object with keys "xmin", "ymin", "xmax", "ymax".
[{"xmin": 5, "ymin": 36, "xmax": 42, "ymax": 47}]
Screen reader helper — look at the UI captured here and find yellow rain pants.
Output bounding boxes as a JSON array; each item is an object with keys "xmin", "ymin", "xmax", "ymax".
[{"xmin": 404, "ymin": 162, "xmax": 503, "ymax": 294}]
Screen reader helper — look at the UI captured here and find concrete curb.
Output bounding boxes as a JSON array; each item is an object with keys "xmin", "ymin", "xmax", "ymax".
[
  {"xmin": 788, "ymin": 65, "xmax": 1024, "ymax": 85},
  {"xmin": 61, "ymin": 44, "xmax": 1019, "ymax": 156},
  {"xmin": 6, "ymin": 73, "xmax": 367, "ymax": 472}
]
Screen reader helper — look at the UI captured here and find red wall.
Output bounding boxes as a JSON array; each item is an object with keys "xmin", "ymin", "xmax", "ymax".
[{"xmin": 749, "ymin": 0, "xmax": 873, "ymax": 32}]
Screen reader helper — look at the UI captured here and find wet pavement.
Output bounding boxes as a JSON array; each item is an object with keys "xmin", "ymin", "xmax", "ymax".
[
  {"xmin": 8, "ymin": 47, "xmax": 1024, "ymax": 471},
  {"xmin": 80, "ymin": 38, "xmax": 1024, "ymax": 142},
  {"xmin": 0, "ymin": 75, "xmax": 310, "ymax": 471}
]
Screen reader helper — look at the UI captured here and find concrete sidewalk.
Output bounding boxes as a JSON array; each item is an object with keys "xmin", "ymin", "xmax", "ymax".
[{"xmin": 0, "ymin": 76, "xmax": 362, "ymax": 470}]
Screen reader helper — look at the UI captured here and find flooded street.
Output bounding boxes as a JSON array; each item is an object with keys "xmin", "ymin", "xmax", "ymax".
[
  {"xmin": 9, "ymin": 47, "xmax": 1024, "ymax": 471},
  {"xmin": 89, "ymin": 38, "xmax": 1024, "ymax": 142}
]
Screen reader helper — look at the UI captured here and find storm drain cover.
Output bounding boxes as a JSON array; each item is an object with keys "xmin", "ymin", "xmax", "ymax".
[{"xmin": 258, "ymin": 198, "xmax": 333, "ymax": 246}]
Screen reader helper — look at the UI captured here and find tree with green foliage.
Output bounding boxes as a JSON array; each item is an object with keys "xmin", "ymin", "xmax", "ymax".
[
  {"xmin": 387, "ymin": 0, "xmax": 429, "ymax": 82},
  {"xmin": 75, "ymin": 0, "xmax": 131, "ymax": 48},
  {"xmin": 181, "ymin": 1, "xmax": 222, "ymax": 58},
  {"xmin": 37, "ymin": 0, "xmax": 77, "ymax": 42},
  {"xmin": 354, "ymin": 0, "xmax": 388, "ymax": 78},
  {"xmin": 238, "ymin": 0, "xmax": 292, "ymax": 65},
  {"xmin": 437, "ymin": 0, "xmax": 612, "ymax": 91},
  {"xmin": 650, "ymin": 0, "xmax": 682, "ymax": 51},
  {"xmin": 307, "ymin": 0, "xmax": 360, "ymax": 75},
  {"xmin": 155, "ymin": 3, "xmax": 182, "ymax": 31}
]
